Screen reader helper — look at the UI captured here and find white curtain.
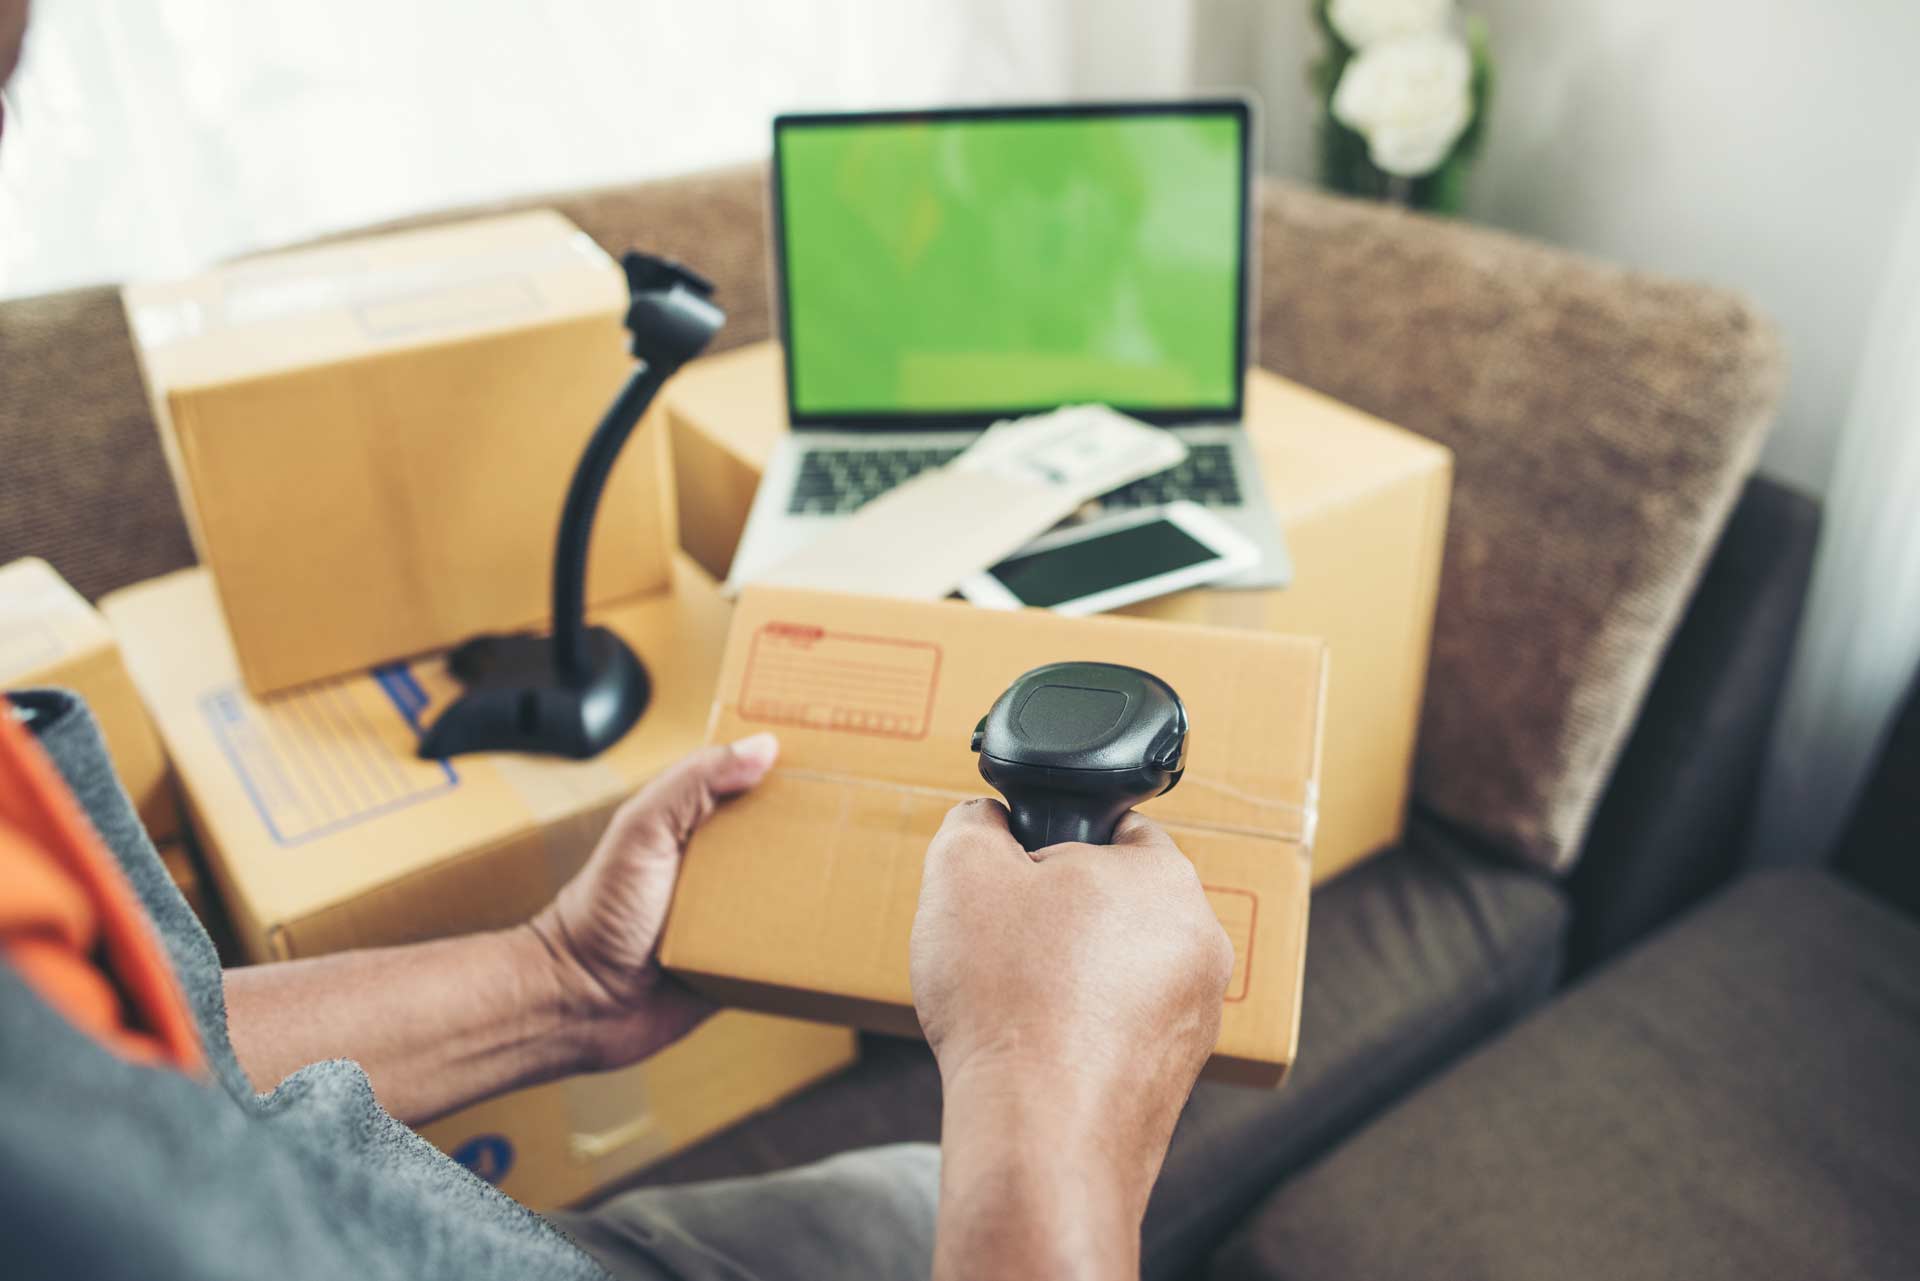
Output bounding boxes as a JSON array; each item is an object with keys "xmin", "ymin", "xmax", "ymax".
[
  {"xmin": 3, "ymin": 0, "xmax": 1200, "ymax": 300},
  {"xmin": 1750, "ymin": 145, "xmax": 1920, "ymax": 866}
]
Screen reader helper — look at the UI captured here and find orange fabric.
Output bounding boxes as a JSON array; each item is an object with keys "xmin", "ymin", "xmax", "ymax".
[{"xmin": 0, "ymin": 703, "xmax": 203, "ymax": 1073}]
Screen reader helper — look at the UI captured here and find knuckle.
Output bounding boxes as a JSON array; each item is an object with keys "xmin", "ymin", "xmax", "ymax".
[
  {"xmin": 951, "ymin": 827, "xmax": 1001, "ymax": 860},
  {"xmin": 1150, "ymin": 847, "xmax": 1207, "ymax": 900},
  {"xmin": 938, "ymin": 798, "xmax": 992, "ymax": 836},
  {"xmin": 1204, "ymin": 921, "xmax": 1236, "ymax": 989},
  {"xmin": 612, "ymin": 788, "xmax": 653, "ymax": 823},
  {"xmin": 606, "ymin": 792, "xmax": 664, "ymax": 843},
  {"xmin": 1044, "ymin": 856, "xmax": 1103, "ymax": 895},
  {"xmin": 923, "ymin": 827, "xmax": 1003, "ymax": 888}
]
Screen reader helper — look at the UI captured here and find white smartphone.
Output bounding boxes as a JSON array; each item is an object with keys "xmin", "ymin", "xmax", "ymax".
[{"xmin": 958, "ymin": 502, "xmax": 1261, "ymax": 616}]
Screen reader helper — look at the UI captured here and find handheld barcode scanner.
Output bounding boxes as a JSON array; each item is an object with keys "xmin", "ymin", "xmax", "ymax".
[{"xmin": 972, "ymin": 662, "xmax": 1188, "ymax": 852}]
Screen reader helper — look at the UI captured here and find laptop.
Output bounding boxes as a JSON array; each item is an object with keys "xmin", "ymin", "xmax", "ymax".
[{"xmin": 728, "ymin": 99, "xmax": 1289, "ymax": 591}]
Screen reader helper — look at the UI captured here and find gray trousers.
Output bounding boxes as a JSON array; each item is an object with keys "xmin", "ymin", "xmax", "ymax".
[{"xmin": 551, "ymin": 1144, "xmax": 943, "ymax": 1281}]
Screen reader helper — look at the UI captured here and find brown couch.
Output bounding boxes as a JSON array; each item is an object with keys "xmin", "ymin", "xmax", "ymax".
[{"xmin": 0, "ymin": 168, "xmax": 1833, "ymax": 1278}]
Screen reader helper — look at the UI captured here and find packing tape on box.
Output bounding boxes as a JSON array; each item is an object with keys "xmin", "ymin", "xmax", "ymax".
[
  {"xmin": 128, "ymin": 234, "xmax": 614, "ymax": 349},
  {"xmin": 765, "ymin": 766, "xmax": 1315, "ymax": 846},
  {"xmin": 490, "ymin": 753, "xmax": 632, "ymax": 890},
  {"xmin": 0, "ymin": 571, "xmax": 76, "ymax": 680},
  {"xmin": 1181, "ymin": 775, "xmax": 1320, "ymax": 850},
  {"xmin": 567, "ymin": 1093, "xmax": 667, "ymax": 1167}
]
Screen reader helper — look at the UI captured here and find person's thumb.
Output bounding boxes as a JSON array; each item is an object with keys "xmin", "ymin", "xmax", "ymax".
[
  {"xmin": 618, "ymin": 733, "xmax": 780, "ymax": 847},
  {"xmin": 703, "ymin": 732, "xmax": 780, "ymax": 795}
]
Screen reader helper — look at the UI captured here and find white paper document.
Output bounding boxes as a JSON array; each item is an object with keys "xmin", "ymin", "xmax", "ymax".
[{"xmin": 743, "ymin": 406, "xmax": 1187, "ymax": 601}]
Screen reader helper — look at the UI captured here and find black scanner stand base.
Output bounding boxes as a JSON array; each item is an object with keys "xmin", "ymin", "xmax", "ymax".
[
  {"xmin": 416, "ymin": 627, "xmax": 649, "ymax": 761},
  {"xmin": 413, "ymin": 249, "xmax": 722, "ymax": 763}
]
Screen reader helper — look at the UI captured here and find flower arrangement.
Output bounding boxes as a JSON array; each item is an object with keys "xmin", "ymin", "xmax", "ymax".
[{"xmin": 1310, "ymin": 0, "xmax": 1492, "ymax": 213}]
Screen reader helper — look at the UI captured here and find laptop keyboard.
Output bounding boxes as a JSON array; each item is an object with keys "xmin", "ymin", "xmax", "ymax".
[
  {"xmin": 1098, "ymin": 443, "xmax": 1241, "ymax": 508},
  {"xmin": 787, "ymin": 447, "xmax": 965, "ymax": 515},
  {"xmin": 785, "ymin": 442, "xmax": 1241, "ymax": 515}
]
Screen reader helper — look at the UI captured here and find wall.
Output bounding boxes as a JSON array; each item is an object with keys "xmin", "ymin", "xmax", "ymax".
[
  {"xmin": 1749, "ymin": 142, "xmax": 1920, "ymax": 868},
  {"xmin": 1231, "ymin": 0, "xmax": 1920, "ymax": 497}
]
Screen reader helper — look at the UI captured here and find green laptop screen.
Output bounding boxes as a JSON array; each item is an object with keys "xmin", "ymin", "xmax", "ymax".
[{"xmin": 775, "ymin": 110, "xmax": 1245, "ymax": 420}]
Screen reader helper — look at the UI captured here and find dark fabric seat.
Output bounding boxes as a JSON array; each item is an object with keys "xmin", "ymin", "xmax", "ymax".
[
  {"xmin": 1211, "ymin": 869, "xmax": 1920, "ymax": 1281},
  {"xmin": 615, "ymin": 816, "xmax": 1570, "ymax": 1281}
]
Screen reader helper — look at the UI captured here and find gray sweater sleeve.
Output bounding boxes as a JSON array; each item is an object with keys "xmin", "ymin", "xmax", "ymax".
[{"xmin": 0, "ymin": 689, "xmax": 615, "ymax": 1281}]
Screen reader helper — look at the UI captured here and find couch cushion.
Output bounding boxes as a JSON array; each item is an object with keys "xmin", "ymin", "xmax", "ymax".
[
  {"xmin": 1211, "ymin": 869, "xmax": 1920, "ymax": 1281},
  {"xmin": 0, "ymin": 286, "xmax": 196, "ymax": 601},
  {"xmin": 1255, "ymin": 186, "xmax": 1785, "ymax": 873},
  {"xmin": 607, "ymin": 816, "xmax": 1570, "ymax": 1281}
]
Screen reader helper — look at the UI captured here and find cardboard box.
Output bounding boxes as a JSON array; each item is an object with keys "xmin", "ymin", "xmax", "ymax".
[
  {"xmin": 101, "ymin": 559, "xmax": 856, "ymax": 1201},
  {"xmin": 661, "ymin": 586, "xmax": 1323, "ymax": 1088},
  {"xmin": 121, "ymin": 210, "xmax": 673, "ymax": 695},
  {"xmin": 156, "ymin": 839, "xmax": 212, "ymax": 924},
  {"xmin": 103, "ymin": 556, "xmax": 723, "ymax": 959},
  {"xmin": 419, "ymin": 1007, "xmax": 858, "ymax": 1211},
  {"xmin": 0, "ymin": 561, "xmax": 228, "ymax": 944},
  {"xmin": 1, "ymin": 557, "xmax": 180, "ymax": 842},
  {"xmin": 661, "ymin": 342, "xmax": 1449, "ymax": 883},
  {"xmin": 154, "ymin": 838, "xmax": 242, "ymax": 961}
]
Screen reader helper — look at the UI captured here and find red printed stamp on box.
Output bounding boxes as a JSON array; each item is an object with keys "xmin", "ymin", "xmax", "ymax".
[
  {"xmin": 739, "ymin": 623, "xmax": 942, "ymax": 740},
  {"xmin": 1203, "ymin": 886, "xmax": 1257, "ymax": 1003}
]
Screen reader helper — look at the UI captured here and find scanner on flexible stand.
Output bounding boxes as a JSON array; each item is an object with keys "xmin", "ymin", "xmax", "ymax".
[{"xmin": 418, "ymin": 252, "xmax": 723, "ymax": 761}]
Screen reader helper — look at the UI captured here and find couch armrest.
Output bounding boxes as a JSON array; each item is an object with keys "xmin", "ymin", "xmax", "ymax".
[
  {"xmin": 1252, "ymin": 181, "xmax": 1785, "ymax": 875},
  {"xmin": 1565, "ymin": 475, "xmax": 1820, "ymax": 971},
  {"xmin": 1834, "ymin": 661, "xmax": 1920, "ymax": 919}
]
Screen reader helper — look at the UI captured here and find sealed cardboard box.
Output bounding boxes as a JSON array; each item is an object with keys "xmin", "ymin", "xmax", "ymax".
[
  {"xmin": 154, "ymin": 838, "xmax": 242, "ymax": 961},
  {"xmin": 418, "ymin": 1008, "xmax": 857, "ymax": 1211},
  {"xmin": 661, "ymin": 586, "xmax": 1324, "ymax": 1088},
  {"xmin": 121, "ymin": 210, "xmax": 672, "ymax": 695},
  {"xmin": 103, "ymin": 555, "xmax": 736, "ymax": 958},
  {"xmin": 661, "ymin": 341, "xmax": 1448, "ymax": 883},
  {"xmin": 156, "ymin": 840, "xmax": 211, "ymax": 927},
  {"xmin": 101, "ymin": 561, "xmax": 857, "ymax": 1200},
  {"xmin": 1, "ymin": 557, "xmax": 180, "ymax": 842}
]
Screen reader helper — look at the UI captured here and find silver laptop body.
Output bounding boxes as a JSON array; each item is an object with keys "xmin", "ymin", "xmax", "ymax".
[{"xmin": 728, "ymin": 99, "xmax": 1288, "ymax": 592}]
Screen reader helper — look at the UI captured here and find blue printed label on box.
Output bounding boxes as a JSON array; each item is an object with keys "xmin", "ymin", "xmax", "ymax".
[
  {"xmin": 451, "ymin": 1133, "xmax": 515, "ymax": 1185},
  {"xmin": 200, "ymin": 663, "xmax": 458, "ymax": 847}
]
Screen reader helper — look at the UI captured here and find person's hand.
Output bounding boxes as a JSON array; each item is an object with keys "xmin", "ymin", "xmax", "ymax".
[
  {"xmin": 529, "ymin": 733, "xmax": 778, "ymax": 1071},
  {"xmin": 911, "ymin": 798, "xmax": 1233, "ymax": 1269}
]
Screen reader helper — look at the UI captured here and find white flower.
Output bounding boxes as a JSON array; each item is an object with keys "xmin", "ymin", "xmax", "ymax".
[
  {"xmin": 1327, "ymin": 0, "xmax": 1453, "ymax": 49},
  {"xmin": 1331, "ymin": 32, "xmax": 1474, "ymax": 178}
]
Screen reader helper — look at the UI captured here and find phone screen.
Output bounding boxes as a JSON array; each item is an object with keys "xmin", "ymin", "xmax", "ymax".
[{"xmin": 986, "ymin": 519, "xmax": 1220, "ymax": 607}]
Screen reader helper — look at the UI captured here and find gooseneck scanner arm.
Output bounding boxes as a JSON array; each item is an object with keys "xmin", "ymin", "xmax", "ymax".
[{"xmin": 419, "ymin": 252, "xmax": 724, "ymax": 761}]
